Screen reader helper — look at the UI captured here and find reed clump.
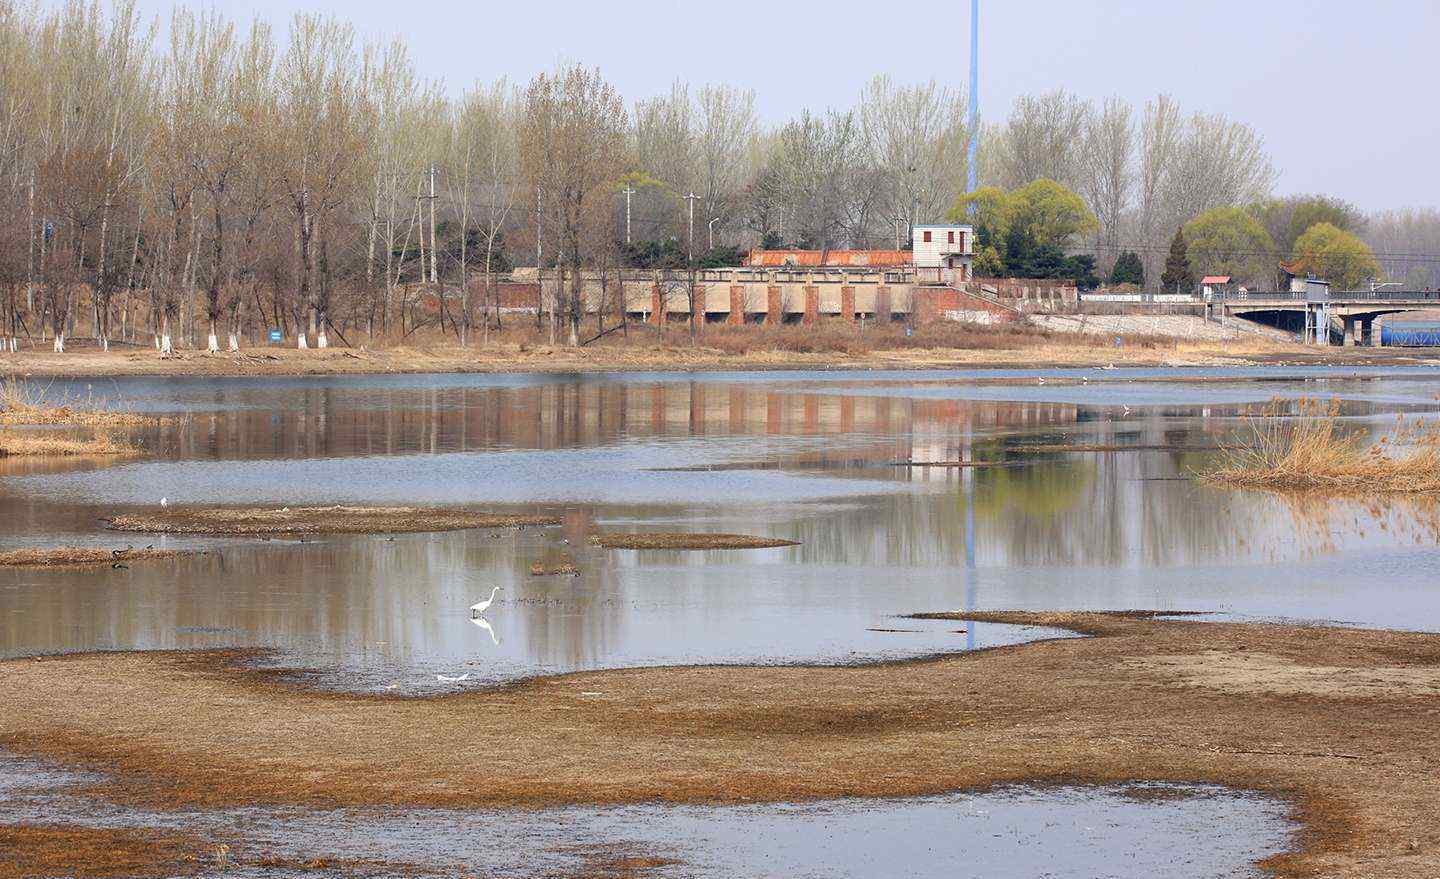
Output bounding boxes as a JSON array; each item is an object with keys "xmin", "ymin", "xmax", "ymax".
[
  {"xmin": 0, "ymin": 377, "xmax": 155, "ymax": 428},
  {"xmin": 0, "ymin": 431, "xmax": 136, "ymax": 458},
  {"xmin": 1204, "ymin": 399, "xmax": 1440, "ymax": 493}
]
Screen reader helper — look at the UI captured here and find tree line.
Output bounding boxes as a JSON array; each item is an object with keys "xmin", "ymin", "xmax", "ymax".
[{"xmin": 0, "ymin": 1, "xmax": 1433, "ymax": 354}]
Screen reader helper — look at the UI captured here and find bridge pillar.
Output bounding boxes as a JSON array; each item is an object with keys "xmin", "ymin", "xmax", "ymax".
[{"xmin": 1342, "ymin": 316, "xmax": 1357, "ymax": 347}]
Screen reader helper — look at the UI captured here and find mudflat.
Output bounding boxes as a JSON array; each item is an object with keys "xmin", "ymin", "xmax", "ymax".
[
  {"xmin": 106, "ymin": 505, "xmax": 562, "ymax": 535},
  {"xmin": 3, "ymin": 612, "xmax": 1437, "ymax": 878}
]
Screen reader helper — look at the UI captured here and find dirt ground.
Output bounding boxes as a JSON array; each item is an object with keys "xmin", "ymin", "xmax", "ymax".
[
  {"xmin": 2, "ymin": 612, "xmax": 1437, "ymax": 877},
  {"xmin": 2, "ymin": 337, "xmax": 1435, "ymax": 379}
]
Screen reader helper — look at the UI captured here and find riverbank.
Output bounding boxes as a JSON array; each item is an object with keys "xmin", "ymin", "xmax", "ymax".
[
  {"xmin": 2, "ymin": 336, "xmax": 1436, "ymax": 379},
  {"xmin": 3, "ymin": 612, "xmax": 1436, "ymax": 877}
]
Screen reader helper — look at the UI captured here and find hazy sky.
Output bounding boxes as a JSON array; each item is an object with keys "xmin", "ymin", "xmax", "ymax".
[{"xmin": 124, "ymin": 0, "xmax": 1439, "ymax": 212}]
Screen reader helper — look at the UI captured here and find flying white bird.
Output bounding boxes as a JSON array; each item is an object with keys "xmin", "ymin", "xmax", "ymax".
[
  {"xmin": 436, "ymin": 673, "xmax": 470, "ymax": 683},
  {"xmin": 470, "ymin": 586, "xmax": 502, "ymax": 617}
]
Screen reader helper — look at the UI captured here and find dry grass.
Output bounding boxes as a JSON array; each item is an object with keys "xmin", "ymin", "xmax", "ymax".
[
  {"xmin": 0, "ymin": 377, "xmax": 156, "ymax": 428},
  {"xmin": 107, "ymin": 505, "xmax": 561, "ymax": 535},
  {"xmin": 0, "ymin": 824, "xmax": 210, "ymax": 879},
  {"xmin": 0, "ymin": 546, "xmax": 183, "ymax": 569},
  {"xmin": 0, "ymin": 430, "xmax": 137, "ymax": 458},
  {"xmin": 588, "ymin": 532, "xmax": 798, "ymax": 550},
  {"xmin": 0, "ymin": 319, "xmax": 1347, "ymax": 379},
  {"xmin": 1204, "ymin": 399, "xmax": 1440, "ymax": 493},
  {"xmin": 3, "ymin": 613, "xmax": 1439, "ymax": 877}
]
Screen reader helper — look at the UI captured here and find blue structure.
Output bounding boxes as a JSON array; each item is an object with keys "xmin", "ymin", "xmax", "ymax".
[
  {"xmin": 967, "ymin": 0, "xmax": 979, "ymax": 202},
  {"xmin": 1380, "ymin": 322, "xmax": 1440, "ymax": 347}
]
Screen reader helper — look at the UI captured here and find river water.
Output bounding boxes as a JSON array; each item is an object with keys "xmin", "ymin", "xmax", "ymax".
[{"xmin": 6, "ymin": 365, "xmax": 1438, "ymax": 876}]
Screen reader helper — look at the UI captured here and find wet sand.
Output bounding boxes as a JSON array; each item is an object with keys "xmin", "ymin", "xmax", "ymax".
[{"xmin": 3, "ymin": 612, "xmax": 1438, "ymax": 877}]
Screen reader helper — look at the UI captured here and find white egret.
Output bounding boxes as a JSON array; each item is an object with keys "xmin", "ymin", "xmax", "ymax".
[
  {"xmin": 159, "ymin": 497, "xmax": 169, "ymax": 508},
  {"xmin": 470, "ymin": 587, "xmax": 502, "ymax": 617}
]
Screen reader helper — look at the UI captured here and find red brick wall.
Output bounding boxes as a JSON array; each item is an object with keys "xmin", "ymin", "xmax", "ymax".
[
  {"xmin": 913, "ymin": 288, "xmax": 1016, "ymax": 324},
  {"xmin": 840, "ymin": 286, "xmax": 855, "ymax": 320},
  {"xmin": 875, "ymin": 287, "xmax": 892, "ymax": 322},
  {"xmin": 766, "ymin": 286, "xmax": 782, "ymax": 324},
  {"xmin": 803, "ymin": 286, "xmax": 819, "ymax": 325},
  {"xmin": 729, "ymin": 285, "xmax": 744, "ymax": 324}
]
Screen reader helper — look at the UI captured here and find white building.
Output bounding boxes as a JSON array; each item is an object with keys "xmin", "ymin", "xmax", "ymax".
[{"xmin": 911, "ymin": 223, "xmax": 975, "ymax": 280}]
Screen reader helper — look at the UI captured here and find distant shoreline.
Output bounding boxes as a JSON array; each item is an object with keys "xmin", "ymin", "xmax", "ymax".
[{"xmin": 3, "ymin": 341, "xmax": 1437, "ymax": 380}]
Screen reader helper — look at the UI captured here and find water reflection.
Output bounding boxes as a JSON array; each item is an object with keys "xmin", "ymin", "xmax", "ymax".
[{"xmin": 2, "ymin": 371, "xmax": 1440, "ymax": 689}]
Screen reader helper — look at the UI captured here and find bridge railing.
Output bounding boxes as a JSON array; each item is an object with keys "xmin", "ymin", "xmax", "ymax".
[{"xmin": 1210, "ymin": 290, "xmax": 1440, "ymax": 302}]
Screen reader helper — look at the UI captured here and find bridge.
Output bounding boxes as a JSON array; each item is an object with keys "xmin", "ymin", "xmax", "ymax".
[{"xmin": 1210, "ymin": 290, "xmax": 1440, "ymax": 345}]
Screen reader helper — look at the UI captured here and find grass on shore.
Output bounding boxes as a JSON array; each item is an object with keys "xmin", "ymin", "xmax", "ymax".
[
  {"xmin": 1204, "ymin": 399, "xmax": 1440, "ymax": 493},
  {"xmin": 0, "ymin": 431, "xmax": 136, "ymax": 458},
  {"xmin": 0, "ymin": 377, "xmax": 155, "ymax": 428}
]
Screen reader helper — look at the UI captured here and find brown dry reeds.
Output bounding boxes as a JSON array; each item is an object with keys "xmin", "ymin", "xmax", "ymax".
[
  {"xmin": 0, "ymin": 546, "xmax": 183, "ymax": 569},
  {"xmin": 588, "ymin": 533, "xmax": 798, "ymax": 550},
  {"xmin": 1204, "ymin": 399, "xmax": 1440, "ymax": 493},
  {"xmin": 0, "ymin": 430, "xmax": 137, "ymax": 458},
  {"xmin": 0, "ymin": 377, "xmax": 156, "ymax": 428},
  {"xmin": 107, "ymin": 506, "xmax": 562, "ymax": 535}
]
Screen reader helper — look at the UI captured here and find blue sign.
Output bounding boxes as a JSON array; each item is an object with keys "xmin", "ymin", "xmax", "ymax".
[{"xmin": 269, "ymin": 329, "xmax": 282, "ymax": 343}]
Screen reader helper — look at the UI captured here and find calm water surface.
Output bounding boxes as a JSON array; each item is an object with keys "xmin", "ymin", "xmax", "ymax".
[{"xmin": 2, "ymin": 366, "xmax": 1433, "ymax": 875}]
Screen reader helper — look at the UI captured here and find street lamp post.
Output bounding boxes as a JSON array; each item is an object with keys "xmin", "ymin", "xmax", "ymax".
[{"xmin": 707, "ymin": 217, "xmax": 720, "ymax": 252}]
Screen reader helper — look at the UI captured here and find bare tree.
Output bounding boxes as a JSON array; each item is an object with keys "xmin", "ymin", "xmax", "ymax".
[
  {"xmin": 521, "ymin": 64, "xmax": 625, "ymax": 347},
  {"xmin": 1080, "ymin": 96, "xmax": 1134, "ymax": 274},
  {"xmin": 273, "ymin": 13, "xmax": 369, "ymax": 349},
  {"xmin": 693, "ymin": 83, "xmax": 756, "ymax": 248},
  {"xmin": 858, "ymin": 75, "xmax": 969, "ymax": 232},
  {"xmin": 993, "ymin": 89, "xmax": 1092, "ymax": 191},
  {"xmin": 445, "ymin": 78, "xmax": 516, "ymax": 345}
]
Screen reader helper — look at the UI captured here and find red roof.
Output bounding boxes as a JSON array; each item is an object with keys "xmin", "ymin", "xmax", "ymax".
[
  {"xmin": 743, "ymin": 249, "xmax": 913, "ymax": 268},
  {"xmin": 1200, "ymin": 275, "xmax": 1232, "ymax": 285}
]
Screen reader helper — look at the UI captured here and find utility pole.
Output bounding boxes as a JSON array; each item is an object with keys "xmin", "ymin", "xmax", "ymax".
[
  {"xmin": 622, "ymin": 185, "xmax": 635, "ymax": 245},
  {"xmin": 428, "ymin": 164, "xmax": 439, "ymax": 285},
  {"xmin": 684, "ymin": 192, "xmax": 700, "ymax": 264},
  {"xmin": 967, "ymin": 0, "xmax": 980, "ymax": 207}
]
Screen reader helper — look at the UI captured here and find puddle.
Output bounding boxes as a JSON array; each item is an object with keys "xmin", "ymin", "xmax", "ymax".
[{"xmin": 0, "ymin": 753, "xmax": 1295, "ymax": 878}]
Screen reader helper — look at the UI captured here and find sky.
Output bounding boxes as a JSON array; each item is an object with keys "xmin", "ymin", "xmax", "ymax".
[{"xmin": 122, "ymin": 0, "xmax": 1440, "ymax": 212}]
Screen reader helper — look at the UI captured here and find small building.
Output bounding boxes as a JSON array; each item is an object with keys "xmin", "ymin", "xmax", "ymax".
[
  {"xmin": 911, "ymin": 224, "xmax": 975, "ymax": 280},
  {"xmin": 1200, "ymin": 275, "xmax": 1234, "ymax": 298}
]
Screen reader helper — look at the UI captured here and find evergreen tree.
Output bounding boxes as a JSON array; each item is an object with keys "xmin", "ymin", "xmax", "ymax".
[
  {"xmin": 1110, "ymin": 251, "xmax": 1144, "ymax": 286},
  {"xmin": 1160, "ymin": 229, "xmax": 1195, "ymax": 292}
]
